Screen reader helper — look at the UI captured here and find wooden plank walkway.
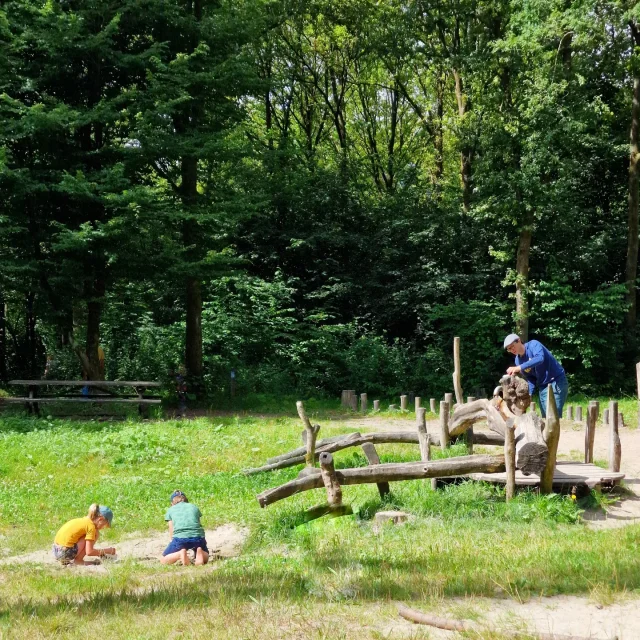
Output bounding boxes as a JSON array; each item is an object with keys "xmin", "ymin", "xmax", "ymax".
[{"xmin": 469, "ymin": 461, "xmax": 624, "ymax": 489}]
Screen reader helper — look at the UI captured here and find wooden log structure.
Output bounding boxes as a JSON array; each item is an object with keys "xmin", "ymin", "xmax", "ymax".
[
  {"xmin": 400, "ymin": 395, "xmax": 408, "ymax": 411},
  {"xmin": 360, "ymin": 393, "xmax": 368, "ymax": 413},
  {"xmin": 244, "ymin": 430, "xmax": 505, "ymax": 475},
  {"xmin": 609, "ymin": 400, "xmax": 621, "ymax": 472},
  {"xmin": 257, "ymin": 454, "xmax": 506, "ymax": 507},
  {"xmin": 349, "ymin": 393, "xmax": 358, "ymax": 411},
  {"xmin": 514, "ymin": 412, "xmax": 548, "ymax": 476},
  {"xmin": 439, "ymin": 401, "xmax": 450, "ymax": 451},
  {"xmin": 373, "ymin": 399, "xmax": 380, "ymax": 412},
  {"xmin": 297, "ymin": 401, "xmax": 320, "ymax": 468},
  {"xmin": 416, "ymin": 408, "xmax": 430, "ymax": 461},
  {"xmin": 540, "ymin": 385, "xmax": 560, "ymax": 494},
  {"xmin": 602, "ymin": 407, "xmax": 609, "ymax": 426},
  {"xmin": 414, "ymin": 396, "xmax": 421, "ymax": 413},
  {"xmin": 361, "ymin": 443, "xmax": 390, "ymax": 499},
  {"xmin": 444, "ymin": 393, "xmax": 454, "ymax": 416},
  {"xmin": 584, "ymin": 403, "xmax": 597, "ymax": 464},
  {"xmin": 319, "ymin": 452, "xmax": 342, "ymax": 506},
  {"xmin": 429, "ymin": 398, "xmax": 436, "ymax": 413},
  {"xmin": 453, "ymin": 336, "xmax": 463, "ymax": 406},
  {"xmin": 567, "ymin": 405, "xmax": 573, "ymax": 421},
  {"xmin": 504, "ymin": 419, "xmax": 516, "ymax": 501},
  {"xmin": 575, "ymin": 405, "xmax": 583, "ymax": 423}
]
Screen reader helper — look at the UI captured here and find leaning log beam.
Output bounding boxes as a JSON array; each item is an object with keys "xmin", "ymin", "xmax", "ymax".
[
  {"xmin": 256, "ymin": 454, "xmax": 506, "ymax": 507},
  {"xmin": 244, "ymin": 431, "xmax": 505, "ymax": 475}
]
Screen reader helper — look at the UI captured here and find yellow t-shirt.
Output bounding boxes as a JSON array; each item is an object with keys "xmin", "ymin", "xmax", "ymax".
[{"xmin": 54, "ymin": 517, "xmax": 98, "ymax": 547}]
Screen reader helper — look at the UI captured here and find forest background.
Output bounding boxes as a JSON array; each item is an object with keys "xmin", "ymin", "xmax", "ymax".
[{"xmin": 1, "ymin": 0, "xmax": 639, "ymax": 400}]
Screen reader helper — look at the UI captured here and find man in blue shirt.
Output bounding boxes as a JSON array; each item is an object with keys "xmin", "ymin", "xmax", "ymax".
[{"xmin": 503, "ymin": 334, "xmax": 569, "ymax": 418}]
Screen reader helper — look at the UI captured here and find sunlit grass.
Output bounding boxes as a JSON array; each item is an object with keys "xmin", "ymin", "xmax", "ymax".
[{"xmin": 0, "ymin": 404, "xmax": 639, "ymax": 638}]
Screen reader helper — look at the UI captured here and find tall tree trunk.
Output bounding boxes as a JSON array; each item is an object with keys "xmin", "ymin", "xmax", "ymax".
[
  {"xmin": 181, "ymin": 155, "xmax": 203, "ymax": 380},
  {"xmin": 85, "ymin": 275, "xmax": 105, "ymax": 380},
  {"xmin": 626, "ymin": 23, "xmax": 640, "ymax": 343},
  {"xmin": 515, "ymin": 209, "xmax": 534, "ymax": 342},
  {"xmin": 0, "ymin": 291, "xmax": 6, "ymax": 383},
  {"xmin": 26, "ymin": 291, "xmax": 36, "ymax": 378},
  {"xmin": 434, "ymin": 72, "xmax": 444, "ymax": 185},
  {"xmin": 453, "ymin": 69, "xmax": 471, "ymax": 212}
]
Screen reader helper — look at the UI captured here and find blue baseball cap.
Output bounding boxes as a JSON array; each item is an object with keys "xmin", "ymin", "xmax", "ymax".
[
  {"xmin": 170, "ymin": 490, "xmax": 187, "ymax": 504},
  {"xmin": 98, "ymin": 506, "xmax": 113, "ymax": 526},
  {"xmin": 503, "ymin": 334, "xmax": 520, "ymax": 349}
]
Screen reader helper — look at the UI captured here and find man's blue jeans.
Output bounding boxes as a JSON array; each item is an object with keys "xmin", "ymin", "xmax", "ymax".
[{"xmin": 538, "ymin": 375, "xmax": 569, "ymax": 418}]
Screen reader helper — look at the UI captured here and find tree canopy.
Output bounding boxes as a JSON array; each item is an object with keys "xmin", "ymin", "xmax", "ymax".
[{"xmin": 0, "ymin": 0, "xmax": 638, "ymax": 398}]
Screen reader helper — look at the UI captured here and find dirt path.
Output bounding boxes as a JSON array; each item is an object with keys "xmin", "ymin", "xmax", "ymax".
[{"xmin": 0, "ymin": 524, "xmax": 248, "ymax": 569}]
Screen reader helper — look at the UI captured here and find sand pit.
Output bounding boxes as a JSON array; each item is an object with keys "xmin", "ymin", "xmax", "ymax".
[{"xmin": 0, "ymin": 523, "xmax": 248, "ymax": 568}]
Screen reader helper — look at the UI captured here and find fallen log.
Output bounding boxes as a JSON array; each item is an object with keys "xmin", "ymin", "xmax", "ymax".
[
  {"xmin": 244, "ymin": 431, "xmax": 505, "ymax": 475},
  {"xmin": 256, "ymin": 454, "xmax": 506, "ymax": 507},
  {"xmin": 448, "ymin": 399, "xmax": 491, "ymax": 436},
  {"xmin": 397, "ymin": 604, "xmax": 592, "ymax": 640}
]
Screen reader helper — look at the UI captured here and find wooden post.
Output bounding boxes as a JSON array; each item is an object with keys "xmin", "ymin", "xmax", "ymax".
[
  {"xmin": 540, "ymin": 386, "xmax": 560, "ymax": 494},
  {"xmin": 603, "ymin": 408, "xmax": 610, "ymax": 427},
  {"xmin": 319, "ymin": 452, "xmax": 342, "ymax": 506},
  {"xmin": 504, "ymin": 420, "xmax": 516, "ymax": 501},
  {"xmin": 444, "ymin": 393, "xmax": 454, "ymax": 417},
  {"xmin": 389, "ymin": 404, "xmax": 397, "ymax": 411},
  {"xmin": 467, "ymin": 396, "xmax": 476, "ymax": 403},
  {"xmin": 453, "ymin": 336, "xmax": 463, "ymax": 406},
  {"xmin": 360, "ymin": 393, "xmax": 368, "ymax": 413},
  {"xmin": 373, "ymin": 400, "xmax": 380, "ymax": 412},
  {"xmin": 439, "ymin": 401, "xmax": 450, "ymax": 451},
  {"xmin": 585, "ymin": 404, "xmax": 597, "ymax": 464},
  {"xmin": 416, "ymin": 408, "xmax": 430, "ymax": 461},
  {"xmin": 608, "ymin": 401, "xmax": 621, "ymax": 472},
  {"xmin": 361, "ymin": 443, "xmax": 390, "ymax": 499},
  {"xmin": 400, "ymin": 395, "xmax": 408, "ymax": 411},
  {"xmin": 349, "ymin": 392, "xmax": 358, "ymax": 411},
  {"xmin": 415, "ymin": 396, "xmax": 422, "ymax": 413},
  {"xmin": 567, "ymin": 405, "xmax": 573, "ymax": 421},
  {"xmin": 575, "ymin": 405, "xmax": 583, "ymax": 423},
  {"xmin": 429, "ymin": 398, "xmax": 436, "ymax": 413},
  {"xmin": 297, "ymin": 401, "xmax": 320, "ymax": 468}
]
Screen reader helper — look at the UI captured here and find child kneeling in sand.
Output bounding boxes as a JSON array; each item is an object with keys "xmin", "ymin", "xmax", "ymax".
[
  {"xmin": 53, "ymin": 504, "xmax": 116, "ymax": 565},
  {"xmin": 161, "ymin": 490, "xmax": 209, "ymax": 566}
]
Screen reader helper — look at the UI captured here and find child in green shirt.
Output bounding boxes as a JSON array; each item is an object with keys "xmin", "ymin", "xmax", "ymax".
[{"xmin": 160, "ymin": 491, "xmax": 209, "ymax": 566}]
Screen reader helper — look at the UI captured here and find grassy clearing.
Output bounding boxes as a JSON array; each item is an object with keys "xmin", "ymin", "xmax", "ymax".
[{"xmin": 0, "ymin": 403, "xmax": 639, "ymax": 638}]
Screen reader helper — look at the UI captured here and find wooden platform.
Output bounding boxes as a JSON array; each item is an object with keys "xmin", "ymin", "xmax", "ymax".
[{"xmin": 469, "ymin": 461, "xmax": 624, "ymax": 490}]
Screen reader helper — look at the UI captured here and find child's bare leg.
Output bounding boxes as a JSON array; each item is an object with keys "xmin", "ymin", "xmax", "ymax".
[
  {"xmin": 73, "ymin": 538, "xmax": 87, "ymax": 564},
  {"xmin": 160, "ymin": 551, "xmax": 184, "ymax": 565},
  {"xmin": 195, "ymin": 547, "xmax": 209, "ymax": 566}
]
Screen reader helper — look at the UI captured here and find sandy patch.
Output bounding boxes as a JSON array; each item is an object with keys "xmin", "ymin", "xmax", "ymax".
[
  {"xmin": 382, "ymin": 595, "xmax": 640, "ymax": 639},
  {"xmin": 0, "ymin": 524, "xmax": 248, "ymax": 567}
]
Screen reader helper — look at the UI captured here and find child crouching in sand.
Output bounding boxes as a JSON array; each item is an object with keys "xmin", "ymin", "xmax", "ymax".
[
  {"xmin": 52, "ymin": 504, "xmax": 115, "ymax": 565},
  {"xmin": 161, "ymin": 490, "xmax": 209, "ymax": 566}
]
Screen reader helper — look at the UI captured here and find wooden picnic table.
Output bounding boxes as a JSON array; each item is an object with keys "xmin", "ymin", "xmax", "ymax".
[{"xmin": 5, "ymin": 380, "xmax": 162, "ymax": 416}]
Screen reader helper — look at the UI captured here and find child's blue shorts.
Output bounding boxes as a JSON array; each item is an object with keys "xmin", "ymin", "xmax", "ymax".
[{"xmin": 162, "ymin": 536, "xmax": 209, "ymax": 556}]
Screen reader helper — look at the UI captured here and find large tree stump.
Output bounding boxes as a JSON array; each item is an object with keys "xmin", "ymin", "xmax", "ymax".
[
  {"xmin": 319, "ymin": 452, "xmax": 342, "ymax": 506},
  {"xmin": 514, "ymin": 412, "xmax": 548, "ymax": 475}
]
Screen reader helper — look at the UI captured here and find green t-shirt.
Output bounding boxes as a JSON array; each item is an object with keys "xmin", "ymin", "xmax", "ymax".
[{"xmin": 164, "ymin": 502, "xmax": 205, "ymax": 539}]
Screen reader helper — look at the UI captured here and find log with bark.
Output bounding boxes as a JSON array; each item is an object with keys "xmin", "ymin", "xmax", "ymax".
[
  {"xmin": 243, "ymin": 431, "xmax": 504, "ymax": 475},
  {"xmin": 515, "ymin": 412, "xmax": 548, "ymax": 476},
  {"xmin": 257, "ymin": 454, "xmax": 506, "ymax": 507}
]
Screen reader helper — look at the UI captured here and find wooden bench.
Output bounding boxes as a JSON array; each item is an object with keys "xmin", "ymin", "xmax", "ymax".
[{"xmin": 4, "ymin": 380, "xmax": 162, "ymax": 417}]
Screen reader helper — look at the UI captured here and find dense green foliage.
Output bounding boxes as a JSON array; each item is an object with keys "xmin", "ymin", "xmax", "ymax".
[{"xmin": 1, "ymin": 0, "xmax": 639, "ymax": 396}]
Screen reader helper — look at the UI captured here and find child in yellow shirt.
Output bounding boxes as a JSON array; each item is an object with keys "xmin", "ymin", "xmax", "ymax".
[{"xmin": 52, "ymin": 504, "xmax": 116, "ymax": 565}]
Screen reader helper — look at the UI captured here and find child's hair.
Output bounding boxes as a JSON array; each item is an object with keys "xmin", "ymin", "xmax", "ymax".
[
  {"xmin": 88, "ymin": 503, "xmax": 101, "ymax": 523},
  {"xmin": 170, "ymin": 490, "xmax": 188, "ymax": 505}
]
